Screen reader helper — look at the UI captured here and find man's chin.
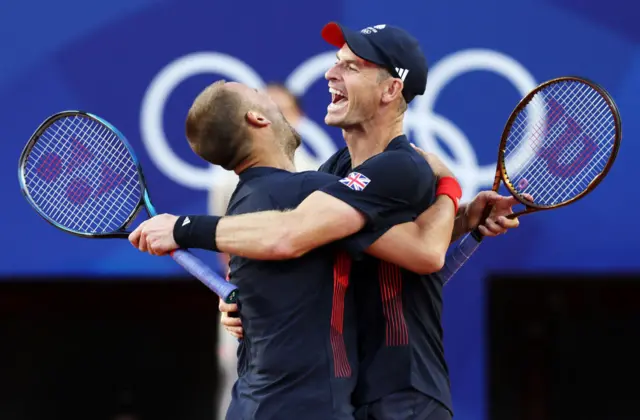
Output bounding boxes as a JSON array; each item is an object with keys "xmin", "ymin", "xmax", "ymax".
[{"xmin": 324, "ymin": 114, "xmax": 344, "ymax": 127}]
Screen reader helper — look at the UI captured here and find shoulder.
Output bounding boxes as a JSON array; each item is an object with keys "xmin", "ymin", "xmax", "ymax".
[
  {"xmin": 358, "ymin": 150, "xmax": 421, "ymax": 174},
  {"xmin": 293, "ymin": 170, "xmax": 338, "ymax": 186},
  {"xmin": 350, "ymin": 149, "xmax": 434, "ymax": 199},
  {"xmin": 378, "ymin": 148, "xmax": 434, "ymax": 179},
  {"xmin": 269, "ymin": 171, "xmax": 338, "ymax": 207}
]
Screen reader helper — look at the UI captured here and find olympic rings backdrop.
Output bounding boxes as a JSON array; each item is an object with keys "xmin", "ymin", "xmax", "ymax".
[{"xmin": 2, "ymin": 0, "xmax": 639, "ymax": 418}]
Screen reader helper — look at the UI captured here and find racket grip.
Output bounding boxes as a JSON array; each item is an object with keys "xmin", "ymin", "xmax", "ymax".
[
  {"xmin": 439, "ymin": 232, "xmax": 482, "ymax": 285},
  {"xmin": 170, "ymin": 249, "xmax": 238, "ymax": 303}
]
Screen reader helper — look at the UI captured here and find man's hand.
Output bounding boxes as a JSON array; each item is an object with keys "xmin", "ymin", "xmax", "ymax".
[
  {"xmin": 219, "ymin": 300, "xmax": 243, "ymax": 339},
  {"xmin": 465, "ymin": 191, "xmax": 528, "ymax": 237},
  {"xmin": 411, "ymin": 143, "xmax": 525, "ymax": 239},
  {"xmin": 128, "ymin": 213, "xmax": 180, "ymax": 256}
]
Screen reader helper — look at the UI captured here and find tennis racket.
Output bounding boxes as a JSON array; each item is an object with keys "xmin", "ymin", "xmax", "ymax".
[
  {"xmin": 440, "ymin": 76, "xmax": 622, "ymax": 283},
  {"xmin": 18, "ymin": 110, "xmax": 238, "ymax": 303}
]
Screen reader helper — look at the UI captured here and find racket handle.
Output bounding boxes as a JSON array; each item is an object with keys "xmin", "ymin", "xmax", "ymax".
[
  {"xmin": 170, "ymin": 249, "xmax": 238, "ymax": 303},
  {"xmin": 438, "ymin": 199, "xmax": 492, "ymax": 283},
  {"xmin": 439, "ymin": 231, "xmax": 483, "ymax": 285}
]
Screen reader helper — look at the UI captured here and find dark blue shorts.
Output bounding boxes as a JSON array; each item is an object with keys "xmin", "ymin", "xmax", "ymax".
[{"xmin": 354, "ymin": 389, "xmax": 452, "ymax": 420}]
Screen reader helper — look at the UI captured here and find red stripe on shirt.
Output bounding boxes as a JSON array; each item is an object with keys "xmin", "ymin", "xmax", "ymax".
[
  {"xmin": 330, "ymin": 251, "xmax": 352, "ymax": 378},
  {"xmin": 379, "ymin": 261, "xmax": 409, "ymax": 346}
]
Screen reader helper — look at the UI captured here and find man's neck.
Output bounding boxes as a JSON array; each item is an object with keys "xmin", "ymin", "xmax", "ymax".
[
  {"xmin": 234, "ymin": 148, "xmax": 295, "ymax": 175},
  {"xmin": 343, "ymin": 118, "xmax": 404, "ymax": 168}
]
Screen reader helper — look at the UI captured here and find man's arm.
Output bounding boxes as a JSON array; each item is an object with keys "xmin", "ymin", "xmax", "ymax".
[
  {"xmin": 133, "ymin": 152, "xmax": 425, "ymax": 259},
  {"xmin": 214, "ymin": 191, "xmax": 366, "ymax": 259},
  {"xmin": 366, "ymin": 195, "xmax": 455, "ymax": 274},
  {"xmin": 214, "ymin": 189, "xmax": 457, "ymax": 271},
  {"xmin": 362, "ymin": 192, "xmax": 523, "ymax": 274},
  {"xmin": 340, "ymin": 149, "xmax": 458, "ymax": 274},
  {"xmin": 212, "ymin": 152, "xmax": 426, "ymax": 259},
  {"xmin": 358, "ymin": 149, "xmax": 523, "ymax": 273},
  {"xmin": 129, "ymin": 191, "xmax": 366, "ymax": 259}
]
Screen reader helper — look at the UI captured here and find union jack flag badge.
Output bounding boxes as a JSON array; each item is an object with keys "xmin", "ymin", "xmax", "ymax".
[{"xmin": 339, "ymin": 172, "xmax": 371, "ymax": 191}]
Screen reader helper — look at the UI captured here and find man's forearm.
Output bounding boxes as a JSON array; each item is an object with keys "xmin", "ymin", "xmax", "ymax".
[
  {"xmin": 216, "ymin": 210, "xmax": 298, "ymax": 260},
  {"xmin": 214, "ymin": 191, "xmax": 366, "ymax": 260},
  {"xmin": 415, "ymin": 196, "xmax": 457, "ymax": 256},
  {"xmin": 450, "ymin": 203, "xmax": 469, "ymax": 243},
  {"xmin": 367, "ymin": 196, "xmax": 456, "ymax": 274}
]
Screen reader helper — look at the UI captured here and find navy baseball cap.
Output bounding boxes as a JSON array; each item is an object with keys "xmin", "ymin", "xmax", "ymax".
[{"xmin": 321, "ymin": 22, "xmax": 428, "ymax": 103}]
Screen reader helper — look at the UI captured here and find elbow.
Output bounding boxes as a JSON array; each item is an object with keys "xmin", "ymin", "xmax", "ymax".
[{"xmin": 413, "ymin": 249, "xmax": 446, "ymax": 275}]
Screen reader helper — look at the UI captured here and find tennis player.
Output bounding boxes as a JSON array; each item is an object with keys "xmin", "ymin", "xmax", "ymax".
[
  {"xmin": 129, "ymin": 77, "xmax": 474, "ymax": 418},
  {"xmin": 314, "ymin": 24, "xmax": 520, "ymax": 419},
  {"xmin": 207, "ymin": 82, "xmax": 321, "ymax": 419}
]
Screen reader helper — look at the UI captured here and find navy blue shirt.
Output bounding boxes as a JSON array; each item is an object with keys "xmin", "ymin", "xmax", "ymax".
[
  {"xmin": 226, "ymin": 167, "xmax": 375, "ymax": 420},
  {"xmin": 318, "ymin": 136, "xmax": 453, "ymax": 414}
]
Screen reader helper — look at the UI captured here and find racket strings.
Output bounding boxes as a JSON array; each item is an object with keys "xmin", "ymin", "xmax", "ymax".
[
  {"xmin": 533, "ymin": 90, "xmax": 612, "ymax": 200},
  {"xmin": 510, "ymin": 113, "xmax": 609, "ymax": 205},
  {"xmin": 32, "ymin": 118, "xmax": 140, "ymax": 233},
  {"xmin": 33, "ymin": 119, "xmax": 117, "ymax": 229},
  {"xmin": 538, "ymin": 92, "xmax": 613, "ymax": 200},
  {"xmin": 27, "ymin": 118, "xmax": 112, "ymax": 232},
  {"xmin": 518, "ymin": 86, "xmax": 609, "ymax": 198},
  {"xmin": 531, "ymin": 84, "xmax": 609, "ymax": 176},
  {"xmin": 503, "ymin": 80, "xmax": 616, "ymax": 206},
  {"xmin": 59, "ymin": 118, "xmax": 141, "ymax": 232},
  {"xmin": 28, "ymin": 120, "xmax": 101, "ymax": 225},
  {"xmin": 29, "ymin": 119, "xmax": 104, "ymax": 228},
  {"xmin": 515, "ymin": 83, "xmax": 597, "ymax": 179},
  {"xmin": 22, "ymin": 115, "xmax": 141, "ymax": 234}
]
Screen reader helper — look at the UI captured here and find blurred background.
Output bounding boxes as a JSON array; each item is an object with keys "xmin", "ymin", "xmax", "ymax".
[{"xmin": 2, "ymin": 0, "xmax": 639, "ymax": 419}]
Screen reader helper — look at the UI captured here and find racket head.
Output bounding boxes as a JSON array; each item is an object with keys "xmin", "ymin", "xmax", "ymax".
[
  {"xmin": 18, "ymin": 111, "xmax": 149, "ymax": 238},
  {"xmin": 497, "ymin": 76, "xmax": 621, "ymax": 214}
]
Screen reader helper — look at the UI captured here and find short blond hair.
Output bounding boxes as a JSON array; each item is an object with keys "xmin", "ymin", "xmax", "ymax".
[{"xmin": 185, "ymin": 80, "xmax": 252, "ymax": 170}]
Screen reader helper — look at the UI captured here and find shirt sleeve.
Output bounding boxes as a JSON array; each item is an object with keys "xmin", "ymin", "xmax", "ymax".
[
  {"xmin": 287, "ymin": 170, "xmax": 415, "ymax": 259},
  {"xmin": 319, "ymin": 151, "xmax": 430, "ymax": 228}
]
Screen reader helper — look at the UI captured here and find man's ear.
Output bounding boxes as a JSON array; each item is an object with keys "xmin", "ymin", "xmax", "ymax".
[
  {"xmin": 381, "ymin": 78, "xmax": 404, "ymax": 105},
  {"xmin": 246, "ymin": 110, "xmax": 272, "ymax": 127}
]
